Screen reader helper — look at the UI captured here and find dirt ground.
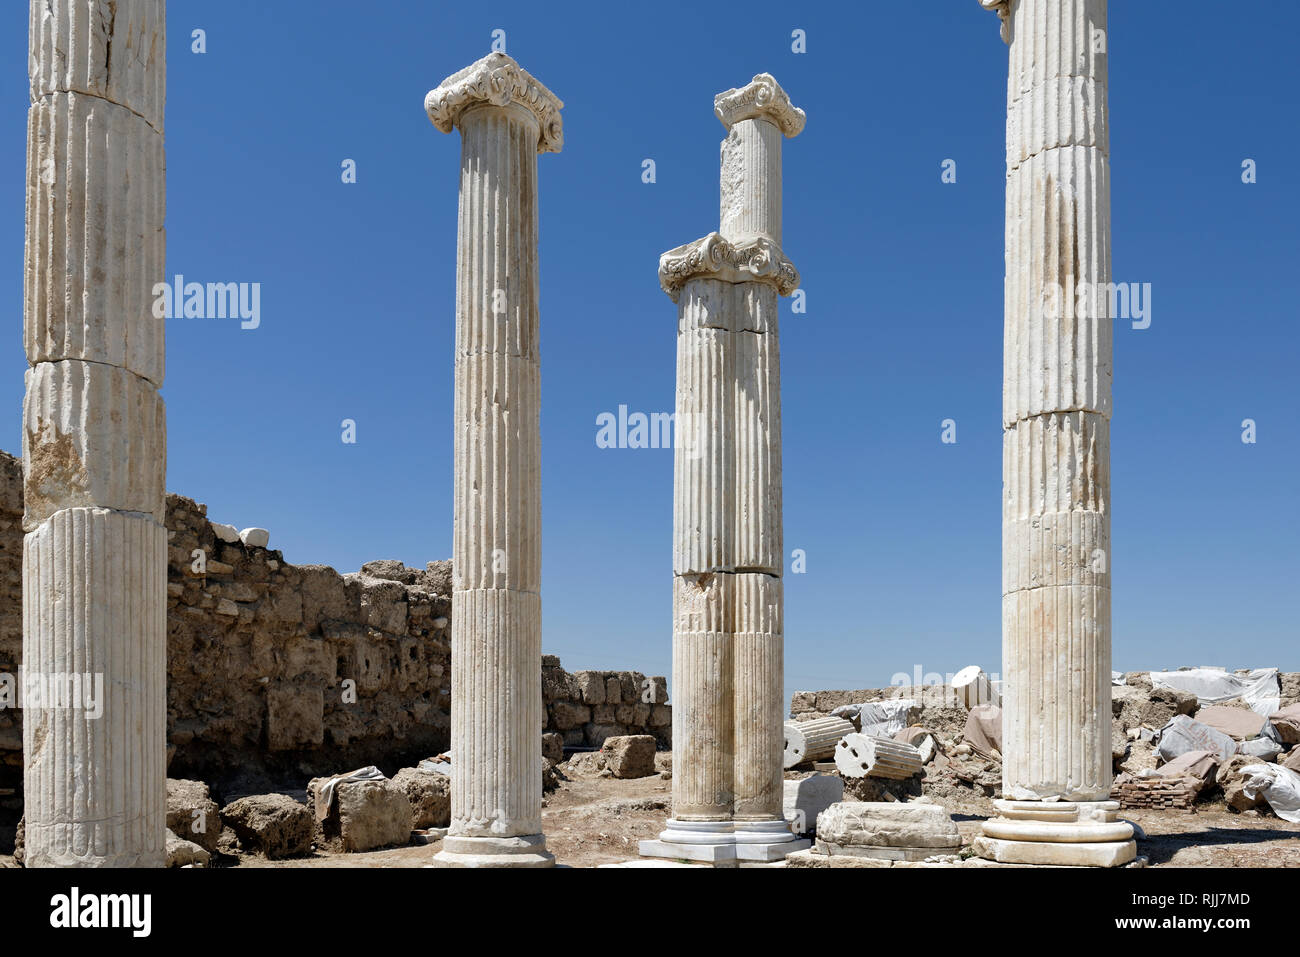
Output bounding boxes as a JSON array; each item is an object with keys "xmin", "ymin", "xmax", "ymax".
[
  {"xmin": 207, "ymin": 770, "xmax": 1300, "ymax": 869},
  {"xmin": 3, "ymin": 768, "xmax": 1297, "ymax": 869}
]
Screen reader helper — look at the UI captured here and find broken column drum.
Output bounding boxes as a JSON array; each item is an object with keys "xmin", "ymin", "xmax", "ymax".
[
  {"xmin": 834, "ymin": 734, "xmax": 923, "ymax": 781},
  {"xmin": 425, "ymin": 52, "xmax": 563, "ymax": 868},
  {"xmin": 976, "ymin": 0, "xmax": 1135, "ymax": 867},
  {"xmin": 22, "ymin": 0, "xmax": 168, "ymax": 868},
  {"xmin": 641, "ymin": 74, "xmax": 809, "ymax": 864},
  {"xmin": 784, "ymin": 716, "xmax": 855, "ymax": 768}
]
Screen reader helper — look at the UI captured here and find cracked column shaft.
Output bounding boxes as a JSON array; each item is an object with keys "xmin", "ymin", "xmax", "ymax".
[
  {"xmin": 976, "ymin": 0, "xmax": 1133, "ymax": 868},
  {"xmin": 644, "ymin": 75, "xmax": 807, "ymax": 863},
  {"xmin": 21, "ymin": 0, "xmax": 168, "ymax": 868}
]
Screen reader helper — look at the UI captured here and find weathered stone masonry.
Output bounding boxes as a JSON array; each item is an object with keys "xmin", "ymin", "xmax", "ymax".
[{"xmin": 0, "ymin": 451, "xmax": 669, "ymax": 814}]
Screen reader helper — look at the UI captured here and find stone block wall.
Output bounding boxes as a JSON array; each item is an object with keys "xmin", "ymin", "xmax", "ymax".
[
  {"xmin": 0, "ymin": 450, "xmax": 453, "ymax": 794},
  {"xmin": 163, "ymin": 498, "xmax": 454, "ymax": 790},
  {"xmin": 0, "ymin": 450, "xmax": 672, "ymax": 802},
  {"xmin": 543, "ymin": 655, "xmax": 671, "ymax": 750}
]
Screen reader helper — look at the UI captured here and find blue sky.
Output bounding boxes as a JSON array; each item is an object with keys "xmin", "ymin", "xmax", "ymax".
[{"xmin": 1, "ymin": 2, "xmax": 1296, "ymax": 698}]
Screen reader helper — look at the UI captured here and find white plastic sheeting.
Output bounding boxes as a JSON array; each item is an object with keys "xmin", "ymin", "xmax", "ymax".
[
  {"xmin": 1156, "ymin": 715, "xmax": 1237, "ymax": 763},
  {"xmin": 1241, "ymin": 764, "xmax": 1300, "ymax": 823},
  {"xmin": 1149, "ymin": 668, "xmax": 1280, "ymax": 716},
  {"xmin": 831, "ymin": 699, "xmax": 918, "ymax": 737}
]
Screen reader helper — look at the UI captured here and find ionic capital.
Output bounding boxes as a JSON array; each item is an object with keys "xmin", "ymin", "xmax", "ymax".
[
  {"xmin": 659, "ymin": 233, "xmax": 800, "ymax": 302},
  {"xmin": 714, "ymin": 74, "xmax": 805, "ymax": 138},
  {"xmin": 425, "ymin": 52, "xmax": 564, "ymax": 153}
]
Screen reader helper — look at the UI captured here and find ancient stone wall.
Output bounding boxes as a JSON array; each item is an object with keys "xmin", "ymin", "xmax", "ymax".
[
  {"xmin": 543, "ymin": 655, "xmax": 670, "ymax": 750},
  {"xmin": 0, "ymin": 450, "xmax": 671, "ymax": 803}
]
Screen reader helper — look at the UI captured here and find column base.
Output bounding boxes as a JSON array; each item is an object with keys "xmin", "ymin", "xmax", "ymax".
[
  {"xmin": 432, "ymin": 833, "xmax": 555, "ymax": 868},
  {"xmin": 975, "ymin": 800, "xmax": 1137, "ymax": 868},
  {"xmin": 639, "ymin": 819, "xmax": 810, "ymax": 863}
]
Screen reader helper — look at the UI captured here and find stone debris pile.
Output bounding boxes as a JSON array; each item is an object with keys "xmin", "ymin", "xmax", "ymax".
[{"xmin": 790, "ymin": 664, "xmax": 1300, "ymax": 825}]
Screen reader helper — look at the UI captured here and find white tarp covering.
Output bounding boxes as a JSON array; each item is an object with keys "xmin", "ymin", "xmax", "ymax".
[
  {"xmin": 1149, "ymin": 667, "xmax": 1280, "ymax": 716},
  {"xmin": 1157, "ymin": 715, "xmax": 1237, "ymax": 763},
  {"xmin": 1241, "ymin": 764, "xmax": 1300, "ymax": 823},
  {"xmin": 832, "ymin": 699, "xmax": 917, "ymax": 737}
]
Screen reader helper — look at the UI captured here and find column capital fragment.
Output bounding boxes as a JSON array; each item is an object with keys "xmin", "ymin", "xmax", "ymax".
[
  {"xmin": 658, "ymin": 233, "xmax": 799, "ymax": 303},
  {"xmin": 425, "ymin": 52, "xmax": 564, "ymax": 153},
  {"xmin": 714, "ymin": 74, "xmax": 805, "ymax": 138},
  {"xmin": 979, "ymin": 0, "xmax": 1013, "ymax": 44}
]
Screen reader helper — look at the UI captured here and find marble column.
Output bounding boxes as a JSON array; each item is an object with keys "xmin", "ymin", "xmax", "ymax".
[
  {"xmin": 425, "ymin": 52, "xmax": 561, "ymax": 868},
  {"xmin": 976, "ymin": 0, "xmax": 1135, "ymax": 867},
  {"xmin": 641, "ymin": 75, "xmax": 809, "ymax": 864},
  {"xmin": 21, "ymin": 0, "xmax": 168, "ymax": 868}
]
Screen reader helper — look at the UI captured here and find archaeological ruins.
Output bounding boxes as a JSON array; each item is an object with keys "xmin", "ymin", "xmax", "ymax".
[{"xmin": 1, "ymin": 0, "xmax": 1297, "ymax": 883}]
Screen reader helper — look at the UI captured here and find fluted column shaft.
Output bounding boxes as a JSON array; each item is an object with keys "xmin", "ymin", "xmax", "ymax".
[
  {"xmin": 21, "ymin": 0, "xmax": 167, "ymax": 868},
  {"xmin": 999, "ymin": 0, "xmax": 1112, "ymax": 802},
  {"xmin": 658, "ymin": 75, "xmax": 803, "ymax": 849},
  {"xmin": 426, "ymin": 53, "xmax": 561, "ymax": 868}
]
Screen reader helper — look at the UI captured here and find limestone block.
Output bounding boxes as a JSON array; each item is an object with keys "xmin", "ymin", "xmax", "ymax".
[
  {"xmin": 392, "ymin": 767, "xmax": 451, "ymax": 829},
  {"xmin": 266, "ymin": 680, "xmax": 325, "ymax": 751},
  {"xmin": 584, "ymin": 723, "xmax": 625, "ymax": 749},
  {"xmin": 600, "ymin": 735, "xmax": 657, "ymax": 779},
  {"xmin": 221, "ymin": 794, "xmax": 314, "ymax": 859},
  {"xmin": 550, "ymin": 700, "xmax": 590, "ymax": 731},
  {"xmin": 165, "ymin": 830, "xmax": 210, "ymax": 868},
  {"xmin": 22, "ymin": 360, "xmax": 166, "ymax": 528},
  {"xmin": 25, "ymin": 93, "xmax": 165, "ymax": 384},
  {"xmin": 603, "ymin": 675, "xmax": 623, "ymax": 704},
  {"xmin": 541, "ymin": 732, "xmax": 564, "ymax": 763},
  {"xmin": 239, "ymin": 527, "xmax": 269, "ymax": 548},
  {"xmin": 783, "ymin": 774, "xmax": 844, "ymax": 836},
  {"xmin": 299, "ymin": 564, "xmax": 352, "ymax": 631},
  {"xmin": 309, "ymin": 777, "xmax": 413, "ymax": 853},
  {"xmin": 22, "ymin": 508, "xmax": 166, "ymax": 867},
  {"xmin": 573, "ymin": 670, "xmax": 606, "ymax": 704},
  {"xmin": 355, "ymin": 576, "xmax": 408, "ymax": 634},
  {"xmin": 210, "ymin": 523, "xmax": 240, "ymax": 544},
  {"xmin": 973, "ymin": 835, "xmax": 1135, "ymax": 867},
  {"xmin": 165, "ymin": 779, "xmax": 221, "ymax": 854},
  {"xmin": 815, "ymin": 801, "xmax": 961, "ymax": 850}
]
